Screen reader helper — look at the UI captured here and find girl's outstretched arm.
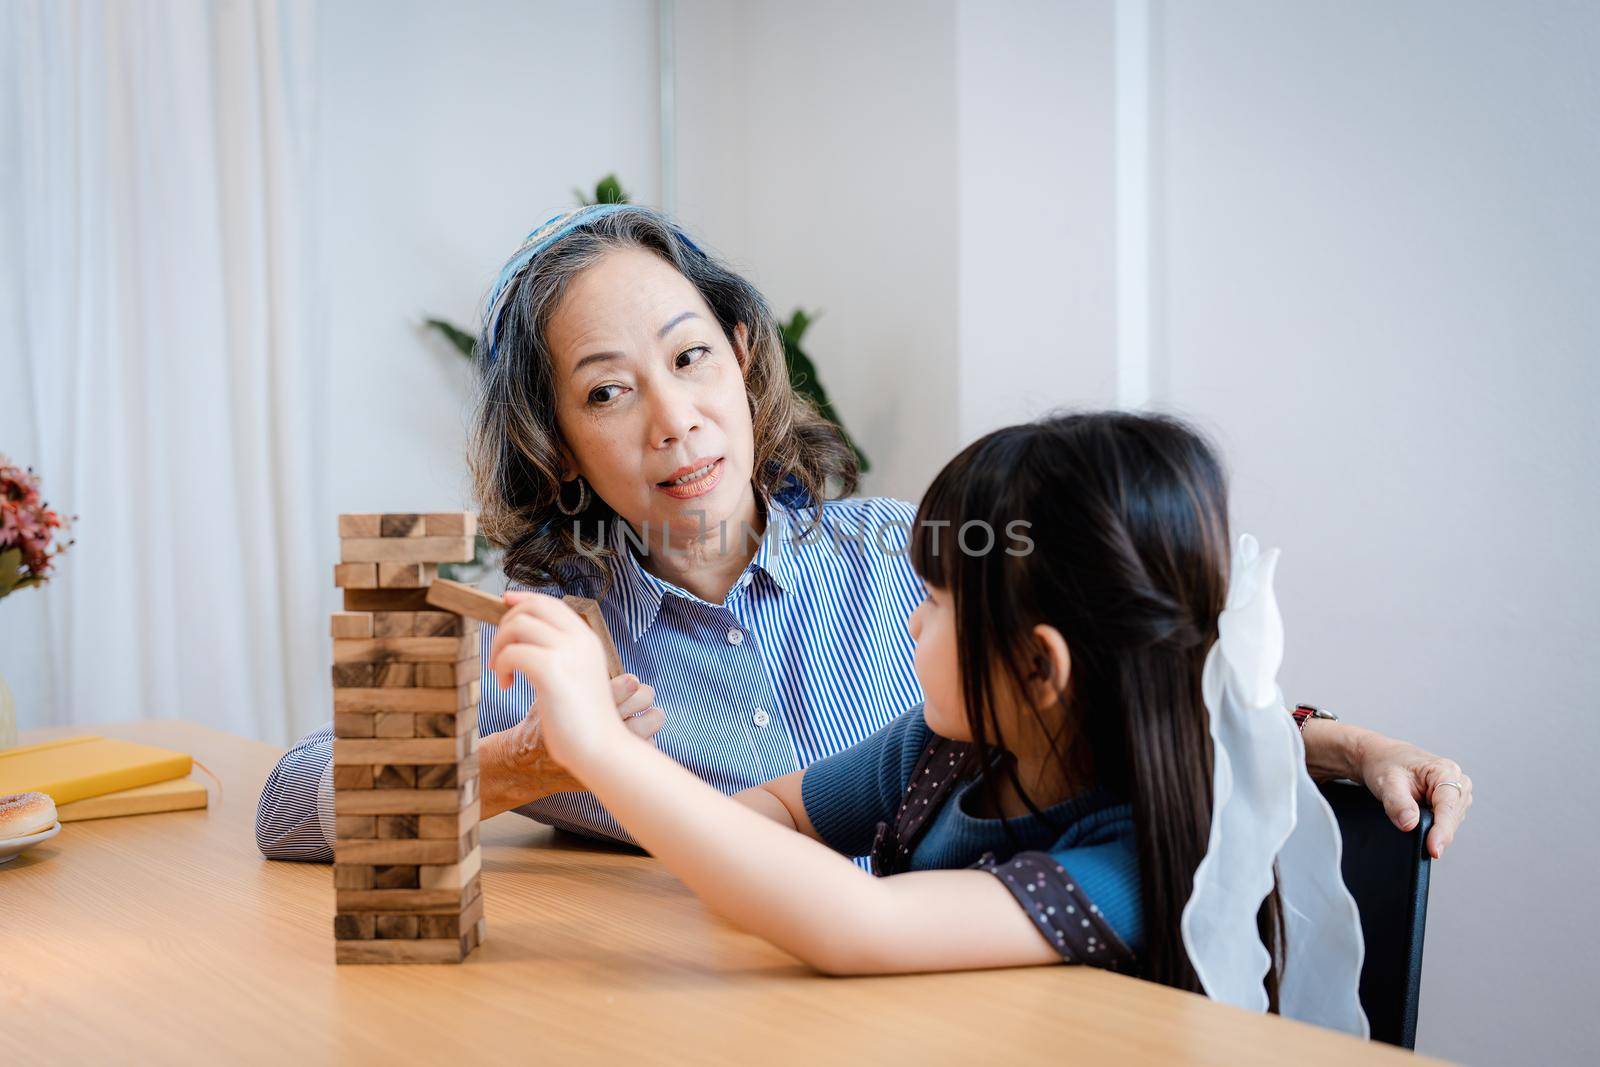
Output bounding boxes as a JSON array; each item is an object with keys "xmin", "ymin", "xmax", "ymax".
[
  {"xmin": 574, "ymin": 729, "xmax": 1062, "ymax": 975},
  {"xmin": 490, "ymin": 592, "xmax": 1060, "ymax": 976}
]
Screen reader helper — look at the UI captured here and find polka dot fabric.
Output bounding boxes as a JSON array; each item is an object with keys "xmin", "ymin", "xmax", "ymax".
[{"xmin": 974, "ymin": 851, "xmax": 1136, "ymax": 971}]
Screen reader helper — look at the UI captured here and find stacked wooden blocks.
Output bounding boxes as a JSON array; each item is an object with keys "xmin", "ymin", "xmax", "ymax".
[{"xmin": 331, "ymin": 512, "xmax": 485, "ymax": 964}]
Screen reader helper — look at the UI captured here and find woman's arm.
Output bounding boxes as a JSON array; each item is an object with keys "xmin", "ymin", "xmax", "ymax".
[
  {"xmin": 1301, "ymin": 717, "xmax": 1473, "ymax": 859},
  {"xmin": 492, "ymin": 593, "xmax": 1060, "ymax": 975}
]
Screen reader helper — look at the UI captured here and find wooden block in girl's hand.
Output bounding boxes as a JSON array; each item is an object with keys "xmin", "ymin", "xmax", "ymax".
[
  {"xmin": 424, "ymin": 579, "xmax": 508, "ymax": 625},
  {"xmin": 563, "ymin": 596, "xmax": 624, "ymax": 678}
]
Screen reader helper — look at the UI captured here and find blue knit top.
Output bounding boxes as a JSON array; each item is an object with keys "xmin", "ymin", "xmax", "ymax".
[{"xmin": 801, "ymin": 705, "xmax": 1145, "ymax": 957}]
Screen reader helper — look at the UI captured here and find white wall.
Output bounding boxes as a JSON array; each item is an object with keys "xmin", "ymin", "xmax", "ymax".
[
  {"xmin": 956, "ymin": 0, "xmax": 1120, "ymax": 438},
  {"xmin": 676, "ymin": 0, "xmax": 961, "ymax": 501},
  {"xmin": 318, "ymin": 0, "xmax": 660, "ymax": 518},
  {"xmin": 1147, "ymin": 3, "xmax": 1600, "ymax": 1063}
]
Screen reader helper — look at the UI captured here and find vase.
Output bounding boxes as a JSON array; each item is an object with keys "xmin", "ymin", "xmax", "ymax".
[{"xmin": 0, "ymin": 669, "xmax": 16, "ymax": 749}]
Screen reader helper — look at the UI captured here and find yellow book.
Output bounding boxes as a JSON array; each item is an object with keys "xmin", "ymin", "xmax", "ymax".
[
  {"xmin": 0, "ymin": 735, "xmax": 194, "ymax": 805},
  {"xmin": 56, "ymin": 776, "xmax": 210, "ymax": 822}
]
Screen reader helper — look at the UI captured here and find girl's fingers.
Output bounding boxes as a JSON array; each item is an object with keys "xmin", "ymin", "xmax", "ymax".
[
  {"xmin": 491, "ymin": 618, "xmax": 566, "ymax": 689},
  {"xmin": 488, "ymin": 614, "xmax": 561, "ymax": 684}
]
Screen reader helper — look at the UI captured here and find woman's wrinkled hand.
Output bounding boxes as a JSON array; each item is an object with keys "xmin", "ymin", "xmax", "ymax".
[{"xmin": 1352, "ymin": 731, "xmax": 1474, "ymax": 859}]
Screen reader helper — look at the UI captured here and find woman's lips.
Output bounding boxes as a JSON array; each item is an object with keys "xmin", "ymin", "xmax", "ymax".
[{"xmin": 656, "ymin": 458, "xmax": 724, "ymax": 500}]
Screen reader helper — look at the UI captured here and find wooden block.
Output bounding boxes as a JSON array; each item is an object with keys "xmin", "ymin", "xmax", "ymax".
[
  {"xmin": 378, "ymin": 561, "xmax": 436, "ymax": 588},
  {"xmin": 415, "ymin": 764, "xmax": 456, "ymax": 789},
  {"xmin": 335, "ymin": 815, "xmax": 376, "ymax": 839},
  {"xmin": 331, "ymin": 612, "xmax": 373, "ymax": 638},
  {"xmin": 373, "ymin": 712, "xmax": 414, "ymax": 738},
  {"xmin": 334, "ymin": 735, "xmax": 475, "ymax": 767},
  {"xmin": 372, "ymin": 612, "xmax": 415, "ymax": 638},
  {"xmin": 380, "ymin": 513, "xmax": 424, "ymax": 538},
  {"xmin": 422, "ymin": 512, "xmax": 476, "ymax": 538},
  {"xmin": 417, "ymin": 891, "xmax": 486, "ymax": 940},
  {"xmin": 372, "ymin": 865, "xmax": 419, "ymax": 890},
  {"xmin": 412, "ymin": 611, "xmax": 462, "ymax": 637},
  {"xmin": 333, "ymin": 712, "xmax": 376, "ymax": 739},
  {"xmin": 414, "ymin": 661, "xmax": 480, "ymax": 689},
  {"xmin": 417, "ymin": 802, "xmax": 478, "ymax": 839},
  {"xmin": 336, "ymin": 878, "xmax": 479, "ymax": 913},
  {"xmin": 335, "ymin": 937, "xmax": 466, "ymax": 965},
  {"xmin": 372, "ymin": 765, "xmax": 417, "ymax": 789},
  {"xmin": 334, "ymin": 562, "xmax": 379, "ymax": 589},
  {"xmin": 564, "ymin": 595, "xmax": 624, "ymax": 678},
  {"xmin": 376, "ymin": 662, "xmax": 415, "ymax": 688},
  {"xmin": 424, "ymin": 579, "xmax": 508, "ymax": 625},
  {"xmin": 375, "ymin": 913, "xmax": 420, "ymax": 940},
  {"xmin": 334, "ymin": 686, "xmax": 473, "ymax": 713},
  {"xmin": 377, "ymin": 814, "xmax": 418, "ymax": 839},
  {"xmin": 419, "ymin": 844, "xmax": 482, "ymax": 890},
  {"xmin": 333, "ymin": 637, "xmax": 478, "ymax": 664},
  {"xmin": 335, "ymin": 835, "xmax": 470, "ymax": 866},
  {"xmin": 416, "ymin": 710, "xmax": 476, "ymax": 737},
  {"xmin": 339, "ymin": 514, "xmax": 383, "ymax": 538},
  {"xmin": 333, "ymin": 765, "xmax": 374, "ymax": 790},
  {"xmin": 334, "ymin": 913, "xmax": 376, "ymax": 940},
  {"xmin": 340, "ymin": 537, "xmax": 475, "ymax": 564},
  {"xmin": 334, "ymin": 787, "xmax": 473, "ymax": 815},
  {"xmin": 333, "ymin": 864, "xmax": 375, "ymax": 890},
  {"xmin": 332, "ymin": 662, "xmax": 377, "ymax": 688},
  {"xmin": 344, "ymin": 588, "xmax": 433, "ymax": 612}
]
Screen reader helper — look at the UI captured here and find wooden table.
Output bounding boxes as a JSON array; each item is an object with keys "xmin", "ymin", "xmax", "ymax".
[{"xmin": 1, "ymin": 721, "xmax": 1437, "ymax": 1064}]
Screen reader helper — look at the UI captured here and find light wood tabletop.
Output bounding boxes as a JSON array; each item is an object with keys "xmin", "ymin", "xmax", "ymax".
[{"xmin": 1, "ymin": 720, "xmax": 1439, "ymax": 1064}]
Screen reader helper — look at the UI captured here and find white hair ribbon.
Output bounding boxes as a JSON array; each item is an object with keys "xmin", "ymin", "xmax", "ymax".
[{"xmin": 1180, "ymin": 534, "xmax": 1368, "ymax": 1035}]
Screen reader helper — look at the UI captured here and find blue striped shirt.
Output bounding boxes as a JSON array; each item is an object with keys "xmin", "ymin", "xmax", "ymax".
[{"xmin": 254, "ymin": 495, "xmax": 928, "ymax": 861}]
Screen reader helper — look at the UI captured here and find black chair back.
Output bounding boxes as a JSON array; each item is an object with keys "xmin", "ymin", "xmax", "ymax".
[{"xmin": 1319, "ymin": 780, "xmax": 1433, "ymax": 1049}]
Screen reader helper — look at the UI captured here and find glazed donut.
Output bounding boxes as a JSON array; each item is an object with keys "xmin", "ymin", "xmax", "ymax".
[{"xmin": 0, "ymin": 791, "xmax": 58, "ymax": 840}]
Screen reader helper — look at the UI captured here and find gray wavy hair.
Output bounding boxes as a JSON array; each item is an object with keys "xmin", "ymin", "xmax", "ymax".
[{"xmin": 469, "ymin": 205, "xmax": 859, "ymax": 592}]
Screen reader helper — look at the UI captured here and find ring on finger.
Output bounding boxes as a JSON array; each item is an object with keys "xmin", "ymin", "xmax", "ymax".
[{"xmin": 1436, "ymin": 780, "xmax": 1464, "ymax": 795}]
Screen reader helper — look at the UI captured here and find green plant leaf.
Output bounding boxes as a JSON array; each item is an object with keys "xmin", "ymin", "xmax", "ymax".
[
  {"xmin": 424, "ymin": 318, "xmax": 477, "ymax": 360},
  {"xmin": 779, "ymin": 309, "xmax": 870, "ymax": 474},
  {"xmin": 576, "ymin": 174, "xmax": 630, "ymax": 207}
]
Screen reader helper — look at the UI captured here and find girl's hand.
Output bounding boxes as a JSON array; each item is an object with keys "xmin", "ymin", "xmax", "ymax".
[{"xmin": 489, "ymin": 592, "xmax": 632, "ymax": 771}]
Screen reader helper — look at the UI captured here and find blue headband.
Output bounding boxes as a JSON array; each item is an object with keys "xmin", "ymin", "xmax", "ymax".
[{"xmin": 483, "ymin": 203, "xmax": 706, "ymax": 363}]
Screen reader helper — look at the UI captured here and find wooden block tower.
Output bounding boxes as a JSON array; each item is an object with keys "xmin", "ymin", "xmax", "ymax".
[{"xmin": 330, "ymin": 512, "xmax": 485, "ymax": 964}]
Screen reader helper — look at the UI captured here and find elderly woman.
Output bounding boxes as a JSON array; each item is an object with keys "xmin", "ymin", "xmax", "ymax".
[{"xmin": 256, "ymin": 203, "xmax": 1472, "ymax": 862}]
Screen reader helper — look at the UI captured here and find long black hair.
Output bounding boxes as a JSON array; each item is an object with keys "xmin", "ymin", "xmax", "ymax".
[{"xmin": 910, "ymin": 411, "xmax": 1284, "ymax": 1002}]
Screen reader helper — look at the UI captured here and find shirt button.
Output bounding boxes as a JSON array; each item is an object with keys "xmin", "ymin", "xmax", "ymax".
[
  {"xmin": 753, "ymin": 708, "xmax": 770, "ymax": 728},
  {"xmin": 727, "ymin": 627, "xmax": 744, "ymax": 645}
]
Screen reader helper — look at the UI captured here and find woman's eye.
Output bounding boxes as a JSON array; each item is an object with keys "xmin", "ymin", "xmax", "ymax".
[
  {"xmin": 675, "ymin": 344, "xmax": 711, "ymax": 369},
  {"xmin": 588, "ymin": 384, "xmax": 625, "ymax": 405}
]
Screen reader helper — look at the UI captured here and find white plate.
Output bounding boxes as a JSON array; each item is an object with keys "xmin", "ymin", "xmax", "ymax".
[{"xmin": 0, "ymin": 821, "xmax": 61, "ymax": 865}]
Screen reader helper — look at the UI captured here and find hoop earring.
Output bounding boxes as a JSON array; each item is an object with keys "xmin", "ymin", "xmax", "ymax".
[{"xmin": 556, "ymin": 476, "xmax": 591, "ymax": 517}]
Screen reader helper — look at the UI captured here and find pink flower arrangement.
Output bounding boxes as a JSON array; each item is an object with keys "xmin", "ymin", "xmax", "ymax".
[{"xmin": 1, "ymin": 456, "xmax": 75, "ymax": 600}]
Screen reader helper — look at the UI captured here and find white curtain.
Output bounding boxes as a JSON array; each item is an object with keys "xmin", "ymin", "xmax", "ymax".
[{"xmin": 0, "ymin": 0, "xmax": 327, "ymax": 745}]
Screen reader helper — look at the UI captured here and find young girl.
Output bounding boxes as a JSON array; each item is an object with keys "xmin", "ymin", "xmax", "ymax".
[{"xmin": 488, "ymin": 412, "xmax": 1330, "ymax": 999}]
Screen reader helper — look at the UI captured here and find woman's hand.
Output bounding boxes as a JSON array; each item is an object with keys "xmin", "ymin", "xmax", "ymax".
[
  {"xmin": 1303, "ymin": 719, "xmax": 1474, "ymax": 859},
  {"xmin": 490, "ymin": 592, "xmax": 634, "ymax": 772}
]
